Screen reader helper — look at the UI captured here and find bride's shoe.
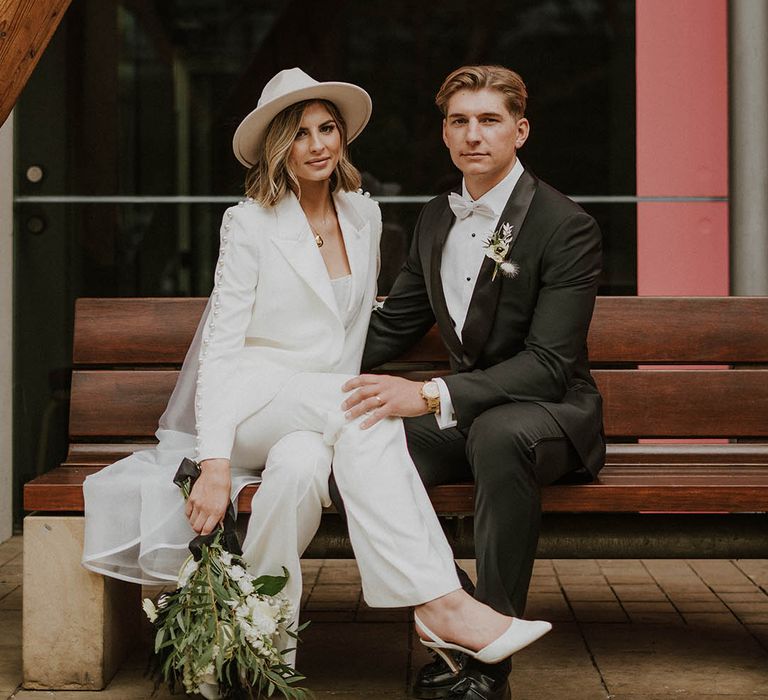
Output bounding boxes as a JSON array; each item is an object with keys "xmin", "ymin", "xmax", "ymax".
[{"xmin": 413, "ymin": 613, "xmax": 552, "ymax": 673}]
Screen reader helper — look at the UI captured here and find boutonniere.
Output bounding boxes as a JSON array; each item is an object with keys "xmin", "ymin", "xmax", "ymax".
[{"xmin": 483, "ymin": 222, "xmax": 520, "ymax": 281}]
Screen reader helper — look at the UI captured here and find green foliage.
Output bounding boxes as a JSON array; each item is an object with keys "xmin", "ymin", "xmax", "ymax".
[{"xmin": 145, "ymin": 532, "xmax": 309, "ymax": 699}]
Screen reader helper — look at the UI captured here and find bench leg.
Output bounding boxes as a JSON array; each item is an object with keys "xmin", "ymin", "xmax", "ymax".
[{"xmin": 23, "ymin": 515, "xmax": 140, "ymax": 690}]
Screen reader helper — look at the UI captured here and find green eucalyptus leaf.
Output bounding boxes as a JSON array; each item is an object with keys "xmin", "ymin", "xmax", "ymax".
[{"xmin": 251, "ymin": 574, "xmax": 288, "ymax": 596}]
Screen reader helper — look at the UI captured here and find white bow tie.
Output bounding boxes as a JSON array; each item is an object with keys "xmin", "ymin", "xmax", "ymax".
[{"xmin": 448, "ymin": 192, "xmax": 496, "ymax": 220}]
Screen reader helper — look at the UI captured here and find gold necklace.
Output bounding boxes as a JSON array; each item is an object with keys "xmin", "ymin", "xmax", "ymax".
[
  {"xmin": 306, "ymin": 202, "xmax": 334, "ymax": 247},
  {"xmin": 308, "ymin": 222, "xmax": 324, "ymax": 247}
]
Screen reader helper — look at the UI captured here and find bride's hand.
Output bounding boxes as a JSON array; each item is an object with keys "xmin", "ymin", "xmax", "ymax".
[
  {"xmin": 342, "ymin": 374, "xmax": 428, "ymax": 428},
  {"xmin": 186, "ymin": 458, "xmax": 232, "ymax": 535}
]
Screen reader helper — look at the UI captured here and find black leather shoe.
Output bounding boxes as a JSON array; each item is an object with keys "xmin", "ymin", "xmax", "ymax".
[
  {"xmin": 411, "ymin": 561, "xmax": 477, "ymax": 698},
  {"xmin": 412, "ymin": 652, "xmax": 467, "ymax": 699},
  {"xmin": 446, "ymin": 672, "xmax": 511, "ymax": 700}
]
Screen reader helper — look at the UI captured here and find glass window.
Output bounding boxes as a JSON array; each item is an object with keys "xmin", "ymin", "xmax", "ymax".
[{"xmin": 13, "ymin": 0, "xmax": 636, "ymax": 504}]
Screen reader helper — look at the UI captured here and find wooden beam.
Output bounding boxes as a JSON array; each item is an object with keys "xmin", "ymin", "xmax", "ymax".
[{"xmin": 0, "ymin": 0, "xmax": 71, "ymax": 126}]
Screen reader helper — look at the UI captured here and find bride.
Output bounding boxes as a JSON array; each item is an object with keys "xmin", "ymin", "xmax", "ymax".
[{"xmin": 82, "ymin": 67, "xmax": 550, "ymax": 672}]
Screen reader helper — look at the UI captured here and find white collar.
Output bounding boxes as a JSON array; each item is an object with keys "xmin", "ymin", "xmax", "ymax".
[{"xmin": 461, "ymin": 158, "xmax": 525, "ymax": 219}]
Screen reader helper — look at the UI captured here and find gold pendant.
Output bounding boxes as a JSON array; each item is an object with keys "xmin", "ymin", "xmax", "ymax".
[{"xmin": 314, "ymin": 233, "xmax": 324, "ymax": 247}]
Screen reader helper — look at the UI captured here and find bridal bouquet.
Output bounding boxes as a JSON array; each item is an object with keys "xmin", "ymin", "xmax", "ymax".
[{"xmin": 143, "ymin": 458, "xmax": 308, "ymax": 699}]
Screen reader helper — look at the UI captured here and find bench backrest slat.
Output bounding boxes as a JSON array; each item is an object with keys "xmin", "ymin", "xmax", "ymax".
[
  {"xmin": 68, "ymin": 368, "xmax": 768, "ymax": 440},
  {"xmin": 70, "ymin": 370, "xmax": 177, "ymax": 437},
  {"xmin": 73, "ymin": 297, "xmax": 768, "ymax": 366},
  {"xmin": 74, "ymin": 298, "xmax": 206, "ymax": 365},
  {"xmin": 588, "ymin": 296, "xmax": 768, "ymax": 364}
]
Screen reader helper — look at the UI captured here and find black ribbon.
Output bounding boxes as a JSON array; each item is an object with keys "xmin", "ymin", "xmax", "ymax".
[{"xmin": 173, "ymin": 457, "xmax": 243, "ymax": 560}]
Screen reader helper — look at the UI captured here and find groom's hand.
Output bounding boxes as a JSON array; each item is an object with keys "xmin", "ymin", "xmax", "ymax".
[{"xmin": 342, "ymin": 374, "xmax": 427, "ymax": 429}]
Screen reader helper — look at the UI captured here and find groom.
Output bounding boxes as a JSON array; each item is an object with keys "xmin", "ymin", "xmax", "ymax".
[{"xmin": 341, "ymin": 65, "xmax": 604, "ymax": 700}]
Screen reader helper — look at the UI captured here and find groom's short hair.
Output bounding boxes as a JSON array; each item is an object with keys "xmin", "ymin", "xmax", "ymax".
[{"xmin": 435, "ymin": 65, "xmax": 528, "ymax": 119}]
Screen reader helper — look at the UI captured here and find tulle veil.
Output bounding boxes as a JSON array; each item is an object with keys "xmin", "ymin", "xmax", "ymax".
[{"xmin": 81, "ymin": 297, "xmax": 262, "ymax": 585}]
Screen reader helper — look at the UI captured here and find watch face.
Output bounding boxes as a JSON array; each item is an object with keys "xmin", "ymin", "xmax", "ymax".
[{"xmin": 423, "ymin": 382, "xmax": 440, "ymax": 399}]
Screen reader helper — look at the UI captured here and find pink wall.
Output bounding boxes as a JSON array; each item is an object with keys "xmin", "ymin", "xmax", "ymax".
[{"xmin": 636, "ymin": 0, "xmax": 729, "ymax": 295}]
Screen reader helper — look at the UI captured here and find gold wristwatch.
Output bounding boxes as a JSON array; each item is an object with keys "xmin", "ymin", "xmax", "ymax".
[{"xmin": 420, "ymin": 380, "xmax": 441, "ymax": 414}]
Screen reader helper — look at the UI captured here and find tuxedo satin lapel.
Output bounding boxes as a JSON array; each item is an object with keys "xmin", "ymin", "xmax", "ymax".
[
  {"xmin": 428, "ymin": 199, "xmax": 463, "ymax": 360},
  {"xmin": 461, "ymin": 169, "xmax": 538, "ymax": 368},
  {"xmin": 272, "ymin": 194, "xmax": 341, "ymax": 322}
]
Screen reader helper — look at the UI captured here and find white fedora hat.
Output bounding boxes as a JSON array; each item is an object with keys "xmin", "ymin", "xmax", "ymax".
[{"xmin": 232, "ymin": 67, "xmax": 372, "ymax": 167}]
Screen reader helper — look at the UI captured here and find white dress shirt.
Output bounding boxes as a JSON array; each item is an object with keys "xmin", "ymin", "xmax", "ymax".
[{"xmin": 433, "ymin": 158, "xmax": 525, "ymax": 428}]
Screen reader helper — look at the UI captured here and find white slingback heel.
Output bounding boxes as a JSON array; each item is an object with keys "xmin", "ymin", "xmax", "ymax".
[{"xmin": 413, "ymin": 613, "xmax": 552, "ymax": 672}]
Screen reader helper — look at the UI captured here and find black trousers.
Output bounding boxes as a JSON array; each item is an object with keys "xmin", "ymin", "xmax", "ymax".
[{"xmin": 403, "ymin": 402, "xmax": 583, "ymax": 619}]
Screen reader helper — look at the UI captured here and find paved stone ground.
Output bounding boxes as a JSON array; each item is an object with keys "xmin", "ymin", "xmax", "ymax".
[{"xmin": 1, "ymin": 534, "xmax": 767, "ymax": 698}]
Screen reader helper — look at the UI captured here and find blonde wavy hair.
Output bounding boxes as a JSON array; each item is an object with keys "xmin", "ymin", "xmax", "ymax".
[{"xmin": 244, "ymin": 99, "xmax": 361, "ymax": 207}]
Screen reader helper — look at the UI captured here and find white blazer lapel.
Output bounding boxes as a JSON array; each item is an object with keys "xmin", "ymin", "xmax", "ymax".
[
  {"xmin": 335, "ymin": 192, "xmax": 372, "ymax": 319},
  {"xmin": 271, "ymin": 193, "xmax": 341, "ymax": 322}
]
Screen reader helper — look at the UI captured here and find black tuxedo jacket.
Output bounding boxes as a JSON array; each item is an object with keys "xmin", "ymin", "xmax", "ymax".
[{"xmin": 362, "ymin": 168, "xmax": 606, "ymax": 477}]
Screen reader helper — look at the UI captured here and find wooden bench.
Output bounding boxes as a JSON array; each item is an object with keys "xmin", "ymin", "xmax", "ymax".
[{"xmin": 22, "ymin": 296, "xmax": 768, "ymax": 689}]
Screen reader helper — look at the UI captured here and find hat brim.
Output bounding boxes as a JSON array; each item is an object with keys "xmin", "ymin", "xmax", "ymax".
[{"xmin": 232, "ymin": 81, "xmax": 372, "ymax": 167}]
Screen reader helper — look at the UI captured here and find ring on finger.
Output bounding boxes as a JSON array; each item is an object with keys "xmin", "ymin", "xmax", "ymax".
[{"xmin": 374, "ymin": 395, "xmax": 383, "ymax": 406}]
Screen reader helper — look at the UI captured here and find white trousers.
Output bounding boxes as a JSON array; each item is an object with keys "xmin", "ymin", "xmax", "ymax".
[{"xmin": 232, "ymin": 372, "xmax": 460, "ymax": 612}]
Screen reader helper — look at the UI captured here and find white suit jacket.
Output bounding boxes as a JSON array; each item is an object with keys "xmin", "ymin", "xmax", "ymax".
[{"xmin": 194, "ymin": 190, "xmax": 382, "ymax": 461}]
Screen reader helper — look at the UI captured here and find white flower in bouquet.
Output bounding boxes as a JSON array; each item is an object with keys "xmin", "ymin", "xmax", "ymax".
[
  {"xmin": 142, "ymin": 598, "xmax": 158, "ymax": 622},
  {"xmin": 228, "ymin": 563, "xmax": 247, "ymax": 581},
  {"xmin": 275, "ymin": 591, "xmax": 295, "ymax": 622},
  {"xmin": 249, "ymin": 598, "xmax": 281, "ymax": 636},
  {"xmin": 235, "ymin": 596, "xmax": 278, "ymax": 638},
  {"xmin": 238, "ymin": 575, "xmax": 255, "ymax": 595}
]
